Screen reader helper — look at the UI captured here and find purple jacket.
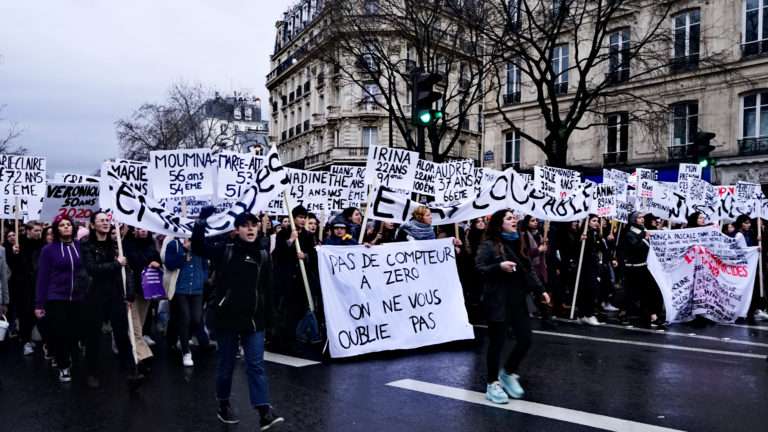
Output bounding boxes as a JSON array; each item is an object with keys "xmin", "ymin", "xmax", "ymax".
[{"xmin": 35, "ymin": 241, "xmax": 85, "ymax": 308}]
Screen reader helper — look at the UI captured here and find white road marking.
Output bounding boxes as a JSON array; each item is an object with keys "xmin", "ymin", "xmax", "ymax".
[
  {"xmin": 533, "ymin": 330, "xmax": 767, "ymax": 359},
  {"xmin": 264, "ymin": 352, "xmax": 320, "ymax": 367},
  {"xmin": 551, "ymin": 318, "xmax": 768, "ymax": 349},
  {"xmin": 472, "ymin": 325, "xmax": 767, "ymax": 359},
  {"xmin": 387, "ymin": 378, "xmax": 686, "ymax": 432},
  {"xmin": 722, "ymin": 322, "xmax": 768, "ymax": 331}
]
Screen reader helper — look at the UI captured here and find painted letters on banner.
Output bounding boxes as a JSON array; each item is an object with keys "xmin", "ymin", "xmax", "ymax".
[
  {"xmin": 647, "ymin": 227, "xmax": 759, "ymax": 323},
  {"xmin": 100, "ymin": 146, "xmax": 288, "ymax": 238},
  {"xmin": 603, "ymin": 169, "xmax": 629, "ymax": 202},
  {"xmin": 329, "ymin": 165, "xmax": 367, "ymax": 211},
  {"xmin": 533, "ymin": 166, "xmax": 580, "ymax": 199},
  {"xmin": 149, "ymin": 149, "xmax": 216, "ymax": 198},
  {"xmin": 412, "ymin": 159, "xmax": 436, "ymax": 196},
  {"xmin": 589, "ymin": 184, "xmax": 616, "ymax": 218},
  {"xmin": 0, "ymin": 155, "xmax": 46, "ymax": 197},
  {"xmin": 316, "ymin": 238, "xmax": 474, "ymax": 358},
  {"xmin": 100, "ymin": 160, "xmax": 150, "ymax": 197},
  {"xmin": 216, "ymin": 151, "xmax": 264, "ymax": 200},
  {"xmin": 677, "ymin": 163, "xmax": 702, "ymax": 198},
  {"xmin": 53, "ymin": 173, "xmax": 100, "ymax": 184},
  {"xmin": 433, "ymin": 160, "xmax": 475, "ymax": 205},
  {"xmin": 286, "ymin": 169, "xmax": 329, "ymax": 214},
  {"xmin": 40, "ymin": 183, "xmax": 100, "ymax": 223},
  {"xmin": 364, "ymin": 145, "xmax": 418, "ymax": 191}
]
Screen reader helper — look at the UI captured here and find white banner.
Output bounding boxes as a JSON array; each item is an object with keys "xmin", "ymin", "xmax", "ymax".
[
  {"xmin": 413, "ymin": 159, "xmax": 436, "ymax": 196},
  {"xmin": 316, "ymin": 238, "xmax": 473, "ymax": 358},
  {"xmin": 286, "ymin": 169, "xmax": 329, "ymax": 214},
  {"xmin": 100, "ymin": 160, "xmax": 150, "ymax": 197},
  {"xmin": 216, "ymin": 151, "xmax": 264, "ymax": 200},
  {"xmin": 364, "ymin": 145, "xmax": 418, "ymax": 191},
  {"xmin": 0, "ymin": 155, "xmax": 46, "ymax": 198},
  {"xmin": 40, "ymin": 182, "xmax": 100, "ymax": 223},
  {"xmin": 590, "ymin": 184, "xmax": 616, "ymax": 218},
  {"xmin": 603, "ymin": 169, "xmax": 629, "ymax": 202},
  {"xmin": 533, "ymin": 166, "xmax": 580, "ymax": 199},
  {"xmin": 100, "ymin": 146, "xmax": 288, "ymax": 237},
  {"xmin": 329, "ymin": 165, "xmax": 367, "ymax": 211},
  {"xmin": 676, "ymin": 163, "xmax": 702, "ymax": 198},
  {"xmin": 53, "ymin": 173, "xmax": 100, "ymax": 183},
  {"xmin": 148, "ymin": 149, "xmax": 216, "ymax": 198},
  {"xmin": 434, "ymin": 159, "xmax": 475, "ymax": 205},
  {"xmin": 648, "ymin": 227, "xmax": 759, "ymax": 323}
]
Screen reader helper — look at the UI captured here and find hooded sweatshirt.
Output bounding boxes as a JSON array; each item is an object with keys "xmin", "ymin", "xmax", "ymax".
[{"xmin": 35, "ymin": 240, "xmax": 85, "ymax": 308}]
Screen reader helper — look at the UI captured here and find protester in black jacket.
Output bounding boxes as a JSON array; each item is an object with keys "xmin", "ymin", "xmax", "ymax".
[
  {"xmin": 622, "ymin": 211, "xmax": 664, "ymax": 329},
  {"xmin": 80, "ymin": 211, "xmax": 138, "ymax": 389},
  {"xmin": 476, "ymin": 209, "xmax": 550, "ymax": 405},
  {"xmin": 575, "ymin": 215, "xmax": 607, "ymax": 326},
  {"xmin": 192, "ymin": 208, "xmax": 284, "ymax": 430}
]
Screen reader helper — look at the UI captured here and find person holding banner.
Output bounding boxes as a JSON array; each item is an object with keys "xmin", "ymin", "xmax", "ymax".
[
  {"xmin": 34, "ymin": 215, "xmax": 88, "ymax": 384},
  {"xmin": 396, "ymin": 206, "xmax": 436, "ymax": 241},
  {"xmin": 476, "ymin": 209, "xmax": 550, "ymax": 404},
  {"xmin": 324, "ymin": 218, "xmax": 357, "ymax": 246},
  {"xmin": 733, "ymin": 215, "xmax": 768, "ymax": 323},
  {"xmin": 622, "ymin": 212, "xmax": 664, "ymax": 329},
  {"xmin": 340, "ymin": 207, "xmax": 363, "ymax": 241},
  {"xmin": 191, "ymin": 208, "xmax": 284, "ymax": 430}
]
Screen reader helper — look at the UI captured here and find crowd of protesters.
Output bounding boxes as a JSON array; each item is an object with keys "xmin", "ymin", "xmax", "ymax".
[{"xmin": 0, "ymin": 203, "xmax": 766, "ymax": 421}]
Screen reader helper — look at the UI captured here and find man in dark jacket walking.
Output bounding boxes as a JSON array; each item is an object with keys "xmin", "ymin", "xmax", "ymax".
[{"xmin": 192, "ymin": 208, "xmax": 284, "ymax": 431}]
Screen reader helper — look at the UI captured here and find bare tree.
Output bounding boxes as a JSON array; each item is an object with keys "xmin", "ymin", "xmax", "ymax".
[
  {"xmin": 116, "ymin": 82, "xmax": 232, "ymax": 160},
  {"xmin": 472, "ymin": 0, "xmax": 730, "ymax": 167},
  {"xmin": 0, "ymin": 105, "xmax": 26, "ymax": 155},
  {"xmin": 319, "ymin": 0, "xmax": 489, "ymax": 162}
]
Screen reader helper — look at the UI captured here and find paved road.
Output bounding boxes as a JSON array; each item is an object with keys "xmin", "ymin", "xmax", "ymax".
[{"xmin": 1, "ymin": 319, "xmax": 766, "ymax": 431}]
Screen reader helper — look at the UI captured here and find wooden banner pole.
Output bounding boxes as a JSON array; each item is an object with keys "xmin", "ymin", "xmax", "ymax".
[{"xmin": 569, "ymin": 217, "xmax": 591, "ymax": 320}]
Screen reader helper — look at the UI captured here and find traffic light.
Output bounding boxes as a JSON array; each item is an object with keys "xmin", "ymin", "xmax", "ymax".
[
  {"xmin": 411, "ymin": 70, "xmax": 443, "ymax": 126},
  {"xmin": 692, "ymin": 131, "xmax": 716, "ymax": 168}
]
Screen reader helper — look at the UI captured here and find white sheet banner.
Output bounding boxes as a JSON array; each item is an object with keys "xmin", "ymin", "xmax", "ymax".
[
  {"xmin": 533, "ymin": 166, "xmax": 581, "ymax": 199},
  {"xmin": 40, "ymin": 183, "xmax": 100, "ymax": 223},
  {"xmin": 316, "ymin": 238, "xmax": 473, "ymax": 358},
  {"xmin": 100, "ymin": 146, "xmax": 288, "ymax": 237},
  {"xmin": 216, "ymin": 151, "xmax": 264, "ymax": 200},
  {"xmin": 329, "ymin": 165, "xmax": 367, "ymax": 211},
  {"xmin": 286, "ymin": 169, "xmax": 329, "ymax": 214},
  {"xmin": 0, "ymin": 155, "xmax": 46, "ymax": 198},
  {"xmin": 53, "ymin": 173, "xmax": 100, "ymax": 184},
  {"xmin": 149, "ymin": 149, "xmax": 216, "ymax": 198},
  {"xmin": 434, "ymin": 159, "xmax": 475, "ymax": 205},
  {"xmin": 364, "ymin": 145, "xmax": 418, "ymax": 191},
  {"xmin": 647, "ymin": 227, "xmax": 759, "ymax": 323},
  {"xmin": 100, "ymin": 160, "xmax": 150, "ymax": 197}
]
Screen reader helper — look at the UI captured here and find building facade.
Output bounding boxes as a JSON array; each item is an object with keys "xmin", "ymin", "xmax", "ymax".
[
  {"xmin": 266, "ymin": 0, "xmax": 482, "ymax": 170},
  {"xmin": 483, "ymin": 1, "xmax": 768, "ymax": 189},
  {"xmin": 202, "ymin": 92, "xmax": 269, "ymax": 154}
]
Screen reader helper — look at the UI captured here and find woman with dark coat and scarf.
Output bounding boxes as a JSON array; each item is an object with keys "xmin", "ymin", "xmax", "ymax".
[{"xmin": 476, "ymin": 209, "xmax": 550, "ymax": 404}]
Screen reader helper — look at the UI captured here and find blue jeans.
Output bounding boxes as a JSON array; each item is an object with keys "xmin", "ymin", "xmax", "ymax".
[{"xmin": 216, "ymin": 330, "xmax": 270, "ymax": 408}]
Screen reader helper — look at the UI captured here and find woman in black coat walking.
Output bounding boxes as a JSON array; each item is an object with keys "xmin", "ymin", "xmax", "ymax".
[{"xmin": 476, "ymin": 209, "xmax": 550, "ymax": 404}]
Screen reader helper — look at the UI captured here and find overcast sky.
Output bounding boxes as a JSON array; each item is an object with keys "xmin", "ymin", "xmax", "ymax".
[{"xmin": 0, "ymin": 0, "xmax": 293, "ymax": 175}]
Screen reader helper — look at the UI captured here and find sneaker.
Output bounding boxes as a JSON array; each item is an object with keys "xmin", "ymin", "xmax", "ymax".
[
  {"xmin": 602, "ymin": 303, "xmax": 620, "ymax": 312},
  {"xmin": 498, "ymin": 371, "xmax": 525, "ymax": 399},
  {"xmin": 485, "ymin": 381, "xmax": 509, "ymax": 404},
  {"xmin": 217, "ymin": 403, "xmax": 240, "ymax": 424},
  {"xmin": 754, "ymin": 310, "xmax": 768, "ymax": 321},
  {"xmin": 143, "ymin": 335, "xmax": 156, "ymax": 347},
  {"xmin": 236, "ymin": 346, "xmax": 244, "ymax": 359},
  {"xmin": 259, "ymin": 408, "xmax": 285, "ymax": 431},
  {"xmin": 182, "ymin": 352, "xmax": 194, "ymax": 367},
  {"xmin": 581, "ymin": 316, "xmax": 602, "ymax": 326},
  {"xmin": 23, "ymin": 342, "xmax": 35, "ymax": 356},
  {"xmin": 58, "ymin": 368, "xmax": 72, "ymax": 383}
]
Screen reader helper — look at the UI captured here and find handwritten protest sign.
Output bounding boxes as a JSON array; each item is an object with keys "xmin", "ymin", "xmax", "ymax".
[
  {"xmin": 364, "ymin": 145, "xmax": 418, "ymax": 191},
  {"xmin": 100, "ymin": 146, "xmax": 288, "ymax": 237},
  {"xmin": 316, "ymin": 238, "xmax": 473, "ymax": 358},
  {"xmin": 216, "ymin": 151, "xmax": 264, "ymax": 200},
  {"xmin": 40, "ymin": 183, "xmax": 100, "ymax": 222},
  {"xmin": 329, "ymin": 165, "xmax": 367, "ymax": 211},
  {"xmin": 0, "ymin": 155, "xmax": 46, "ymax": 197},
  {"xmin": 533, "ymin": 166, "xmax": 580, "ymax": 199},
  {"xmin": 434, "ymin": 160, "xmax": 475, "ymax": 205},
  {"xmin": 648, "ymin": 227, "xmax": 759, "ymax": 323},
  {"xmin": 148, "ymin": 149, "xmax": 216, "ymax": 198},
  {"xmin": 413, "ymin": 159, "xmax": 436, "ymax": 196},
  {"xmin": 286, "ymin": 169, "xmax": 329, "ymax": 214},
  {"xmin": 677, "ymin": 163, "xmax": 702, "ymax": 198},
  {"xmin": 0, "ymin": 196, "xmax": 29, "ymax": 219},
  {"xmin": 474, "ymin": 168, "xmax": 503, "ymax": 196},
  {"xmin": 603, "ymin": 169, "xmax": 629, "ymax": 202},
  {"xmin": 100, "ymin": 160, "xmax": 150, "ymax": 197},
  {"xmin": 53, "ymin": 173, "xmax": 100, "ymax": 184},
  {"xmin": 590, "ymin": 184, "xmax": 616, "ymax": 218}
]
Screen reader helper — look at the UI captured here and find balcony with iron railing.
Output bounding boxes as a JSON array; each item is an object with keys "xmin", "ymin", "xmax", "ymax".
[
  {"xmin": 738, "ymin": 137, "xmax": 768, "ymax": 156},
  {"xmin": 668, "ymin": 144, "xmax": 694, "ymax": 160},
  {"xmin": 603, "ymin": 151, "xmax": 628, "ymax": 166},
  {"xmin": 303, "ymin": 146, "xmax": 369, "ymax": 169},
  {"xmin": 741, "ymin": 40, "xmax": 768, "ymax": 58},
  {"xmin": 303, "ymin": 81, "xmax": 310, "ymax": 94},
  {"xmin": 503, "ymin": 92, "xmax": 521, "ymax": 105}
]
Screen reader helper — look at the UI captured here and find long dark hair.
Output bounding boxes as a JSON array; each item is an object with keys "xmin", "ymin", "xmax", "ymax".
[
  {"xmin": 88, "ymin": 210, "xmax": 114, "ymax": 242},
  {"xmin": 52, "ymin": 216, "xmax": 76, "ymax": 243},
  {"xmin": 485, "ymin": 209, "xmax": 526, "ymax": 259}
]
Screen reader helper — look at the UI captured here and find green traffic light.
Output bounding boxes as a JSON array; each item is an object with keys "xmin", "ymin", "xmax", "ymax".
[
  {"xmin": 698, "ymin": 159, "xmax": 709, "ymax": 168},
  {"xmin": 419, "ymin": 111, "xmax": 432, "ymax": 124}
]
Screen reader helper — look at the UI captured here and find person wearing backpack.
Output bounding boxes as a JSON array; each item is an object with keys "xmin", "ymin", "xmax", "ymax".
[{"xmin": 192, "ymin": 208, "xmax": 284, "ymax": 431}]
